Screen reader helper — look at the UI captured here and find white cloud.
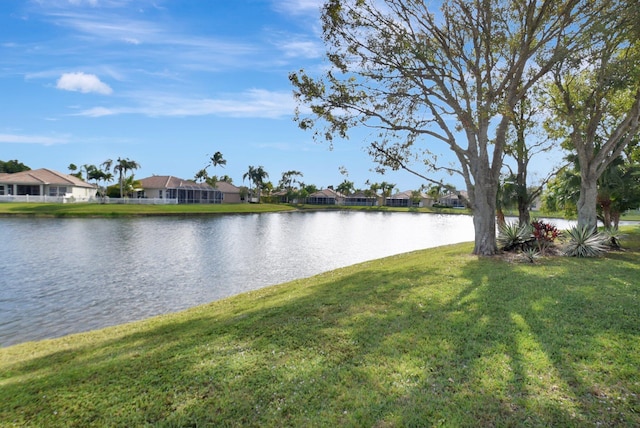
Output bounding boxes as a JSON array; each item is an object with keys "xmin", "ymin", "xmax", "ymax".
[
  {"xmin": 272, "ymin": 0, "xmax": 324, "ymax": 15},
  {"xmin": 56, "ymin": 72, "xmax": 113, "ymax": 94},
  {"xmin": 73, "ymin": 89, "xmax": 297, "ymax": 119},
  {"xmin": 0, "ymin": 133, "xmax": 70, "ymax": 145}
]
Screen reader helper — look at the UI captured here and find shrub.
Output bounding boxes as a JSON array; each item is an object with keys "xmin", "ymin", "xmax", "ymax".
[
  {"xmin": 563, "ymin": 226, "xmax": 608, "ymax": 257},
  {"xmin": 531, "ymin": 220, "xmax": 560, "ymax": 253},
  {"xmin": 497, "ymin": 222, "xmax": 532, "ymax": 251},
  {"xmin": 601, "ymin": 228, "xmax": 624, "ymax": 250}
]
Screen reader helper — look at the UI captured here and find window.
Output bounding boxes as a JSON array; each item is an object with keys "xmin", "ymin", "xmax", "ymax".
[
  {"xmin": 48, "ymin": 186, "xmax": 68, "ymax": 196},
  {"xmin": 159, "ymin": 190, "xmax": 163, "ymax": 199},
  {"xmin": 0, "ymin": 185, "xmax": 4, "ymax": 196}
]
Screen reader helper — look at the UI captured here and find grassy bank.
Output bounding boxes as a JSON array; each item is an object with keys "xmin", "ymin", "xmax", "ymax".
[
  {"xmin": 1, "ymin": 229, "xmax": 639, "ymax": 427},
  {"xmin": 0, "ymin": 202, "xmax": 295, "ymax": 217}
]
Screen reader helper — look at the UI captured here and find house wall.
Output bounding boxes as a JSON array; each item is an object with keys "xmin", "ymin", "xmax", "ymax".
[{"xmin": 222, "ymin": 193, "xmax": 242, "ymax": 203}]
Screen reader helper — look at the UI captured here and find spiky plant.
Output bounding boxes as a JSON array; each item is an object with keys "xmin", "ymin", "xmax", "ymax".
[
  {"xmin": 563, "ymin": 226, "xmax": 608, "ymax": 257},
  {"xmin": 601, "ymin": 228, "xmax": 624, "ymax": 250},
  {"xmin": 497, "ymin": 222, "xmax": 532, "ymax": 251},
  {"xmin": 521, "ymin": 247, "xmax": 540, "ymax": 263}
]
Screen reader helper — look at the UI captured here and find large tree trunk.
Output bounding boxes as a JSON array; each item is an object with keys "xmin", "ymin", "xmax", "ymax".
[
  {"xmin": 471, "ymin": 181, "xmax": 498, "ymax": 256},
  {"xmin": 577, "ymin": 170, "xmax": 599, "ymax": 231}
]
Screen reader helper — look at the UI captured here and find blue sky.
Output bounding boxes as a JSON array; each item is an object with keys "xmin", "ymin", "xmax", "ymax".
[{"xmin": 1, "ymin": 0, "xmax": 559, "ymax": 192}]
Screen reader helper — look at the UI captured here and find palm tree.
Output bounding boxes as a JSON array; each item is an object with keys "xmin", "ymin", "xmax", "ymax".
[
  {"xmin": 279, "ymin": 170, "xmax": 303, "ymax": 202},
  {"xmin": 243, "ymin": 165, "xmax": 269, "ymax": 203},
  {"xmin": 86, "ymin": 164, "xmax": 113, "ymax": 200},
  {"xmin": 210, "ymin": 151, "xmax": 226, "ymax": 169},
  {"xmin": 194, "ymin": 168, "xmax": 209, "ymax": 183},
  {"xmin": 113, "ymin": 157, "xmax": 141, "ymax": 198}
]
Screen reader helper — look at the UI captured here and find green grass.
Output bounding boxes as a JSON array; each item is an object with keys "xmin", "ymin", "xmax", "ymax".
[
  {"xmin": 0, "ymin": 202, "xmax": 295, "ymax": 217},
  {"xmin": 1, "ymin": 228, "xmax": 639, "ymax": 427}
]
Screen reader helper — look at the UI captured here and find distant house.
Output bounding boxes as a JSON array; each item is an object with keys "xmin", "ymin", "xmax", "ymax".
[
  {"xmin": 307, "ymin": 188, "xmax": 346, "ymax": 205},
  {"xmin": 386, "ymin": 190, "xmax": 434, "ymax": 208},
  {"xmin": 344, "ymin": 191, "xmax": 377, "ymax": 206},
  {"xmin": 138, "ymin": 175, "xmax": 222, "ymax": 204},
  {"xmin": 0, "ymin": 168, "xmax": 97, "ymax": 202},
  {"xmin": 214, "ymin": 181, "xmax": 243, "ymax": 203},
  {"xmin": 438, "ymin": 191, "xmax": 468, "ymax": 208}
]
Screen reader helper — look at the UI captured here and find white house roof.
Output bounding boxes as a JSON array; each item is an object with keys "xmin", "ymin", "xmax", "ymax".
[{"xmin": 0, "ymin": 168, "xmax": 95, "ymax": 188}]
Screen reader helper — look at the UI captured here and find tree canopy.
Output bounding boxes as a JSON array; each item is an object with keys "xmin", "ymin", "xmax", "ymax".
[
  {"xmin": 291, "ymin": 0, "xmax": 599, "ymax": 255},
  {"xmin": 0, "ymin": 159, "xmax": 30, "ymax": 173}
]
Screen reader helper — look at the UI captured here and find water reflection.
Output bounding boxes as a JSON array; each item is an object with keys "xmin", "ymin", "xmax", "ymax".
[{"xmin": 1, "ymin": 211, "xmax": 476, "ymax": 346}]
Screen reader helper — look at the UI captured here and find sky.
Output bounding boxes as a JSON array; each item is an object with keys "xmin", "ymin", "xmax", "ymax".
[{"xmin": 0, "ymin": 0, "xmax": 558, "ymax": 192}]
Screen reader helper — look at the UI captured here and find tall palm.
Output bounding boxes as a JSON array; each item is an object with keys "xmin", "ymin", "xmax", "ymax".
[
  {"xmin": 243, "ymin": 165, "xmax": 268, "ymax": 203},
  {"xmin": 113, "ymin": 157, "xmax": 141, "ymax": 198},
  {"xmin": 210, "ymin": 151, "xmax": 226, "ymax": 169}
]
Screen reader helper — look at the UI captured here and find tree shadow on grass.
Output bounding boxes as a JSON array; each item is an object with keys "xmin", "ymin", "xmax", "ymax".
[{"xmin": 1, "ymin": 246, "xmax": 640, "ymax": 427}]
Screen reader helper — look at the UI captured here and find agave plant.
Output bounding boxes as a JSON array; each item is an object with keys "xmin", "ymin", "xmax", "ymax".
[
  {"xmin": 563, "ymin": 226, "xmax": 608, "ymax": 257},
  {"xmin": 497, "ymin": 222, "xmax": 532, "ymax": 251},
  {"xmin": 601, "ymin": 228, "xmax": 624, "ymax": 250}
]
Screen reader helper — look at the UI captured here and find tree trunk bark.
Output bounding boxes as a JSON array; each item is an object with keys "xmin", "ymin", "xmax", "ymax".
[
  {"xmin": 472, "ymin": 182, "xmax": 498, "ymax": 256},
  {"xmin": 577, "ymin": 170, "xmax": 599, "ymax": 231},
  {"xmin": 518, "ymin": 197, "xmax": 530, "ymax": 227}
]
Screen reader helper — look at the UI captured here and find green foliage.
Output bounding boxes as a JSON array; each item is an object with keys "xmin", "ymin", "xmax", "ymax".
[
  {"xmin": 0, "ymin": 159, "xmax": 30, "ymax": 173},
  {"xmin": 563, "ymin": 225, "xmax": 608, "ymax": 257},
  {"xmin": 531, "ymin": 219, "xmax": 561, "ymax": 253},
  {"xmin": 497, "ymin": 221, "xmax": 532, "ymax": 251}
]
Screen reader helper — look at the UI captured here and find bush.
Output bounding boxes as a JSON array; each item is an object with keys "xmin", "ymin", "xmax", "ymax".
[
  {"xmin": 563, "ymin": 226, "xmax": 608, "ymax": 257},
  {"xmin": 531, "ymin": 220, "xmax": 560, "ymax": 253},
  {"xmin": 497, "ymin": 222, "xmax": 532, "ymax": 251}
]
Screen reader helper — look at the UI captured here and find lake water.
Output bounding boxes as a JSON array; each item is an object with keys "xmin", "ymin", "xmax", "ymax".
[
  {"xmin": 1, "ymin": 211, "xmax": 574, "ymax": 347},
  {"xmin": 0, "ymin": 211, "xmax": 479, "ymax": 346}
]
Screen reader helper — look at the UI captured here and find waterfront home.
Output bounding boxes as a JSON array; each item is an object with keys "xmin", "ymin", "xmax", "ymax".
[
  {"xmin": 0, "ymin": 168, "xmax": 96, "ymax": 202},
  {"xmin": 213, "ymin": 181, "xmax": 243, "ymax": 203},
  {"xmin": 386, "ymin": 190, "xmax": 434, "ymax": 208},
  {"xmin": 307, "ymin": 188, "xmax": 346, "ymax": 205},
  {"xmin": 137, "ymin": 175, "xmax": 222, "ymax": 204},
  {"xmin": 344, "ymin": 191, "xmax": 378, "ymax": 206},
  {"xmin": 438, "ymin": 191, "xmax": 468, "ymax": 208}
]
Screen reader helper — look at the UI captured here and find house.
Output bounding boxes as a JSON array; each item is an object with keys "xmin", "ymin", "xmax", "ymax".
[
  {"xmin": 214, "ymin": 181, "xmax": 243, "ymax": 203},
  {"xmin": 0, "ymin": 168, "xmax": 97, "ymax": 202},
  {"xmin": 137, "ymin": 175, "xmax": 222, "ymax": 204},
  {"xmin": 385, "ymin": 190, "xmax": 434, "ymax": 208},
  {"xmin": 344, "ymin": 191, "xmax": 377, "ymax": 206},
  {"xmin": 438, "ymin": 191, "xmax": 468, "ymax": 208},
  {"xmin": 306, "ymin": 188, "xmax": 346, "ymax": 205}
]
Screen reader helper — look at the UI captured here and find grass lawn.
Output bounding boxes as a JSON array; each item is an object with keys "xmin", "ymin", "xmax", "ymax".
[
  {"xmin": 1, "ymin": 228, "xmax": 639, "ymax": 427},
  {"xmin": 0, "ymin": 202, "xmax": 295, "ymax": 217}
]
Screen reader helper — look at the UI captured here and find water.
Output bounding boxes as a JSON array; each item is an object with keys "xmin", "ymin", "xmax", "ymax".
[{"xmin": 0, "ymin": 211, "xmax": 477, "ymax": 346}]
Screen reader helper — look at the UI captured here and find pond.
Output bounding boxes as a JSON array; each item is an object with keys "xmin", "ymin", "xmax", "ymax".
[{"xmin": 3, "ymin": 211, "xmax": 477, "ymax": 346}]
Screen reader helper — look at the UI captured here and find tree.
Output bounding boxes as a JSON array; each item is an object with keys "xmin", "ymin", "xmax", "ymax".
[
  {"xmin": 113, "ymin": 157, "xmax": 141, "ymax": 198},
  {"xmin": 68, "ymin": 163, "xmax": 82, "ymax": 179},
  {"xmin": 544, "ymin": 3, "xmax": 640, "ymax": 230},
  {"xmin": 194, "ymin": 168, "xmax": 209, "ymax": 183},
  {"xmin": 279, "ymin": 170, "xmax": 304, "ymax": 202},
  {"xmin": 0, "ymin": 159, "xmax": 30, "ymax": 173},
  {"xmin": 210, "ymin": 151, "xmax": 226, "ymax": 170},
  {"xmin": 243, "ymin": 165, "xmax": 269, "ymax": 203},
  {"xmin": 122, "ymin": 175, "xmax": 142, "ymax": 198},
  {"xmin": 86, "ymin": 164, "xmax": 113, "ymax": 200},
  {"xmin": 205, "ymin": 151, "xmax": 227, "ymax": 188},
  {"xmin": 290, "ymin": 0, "xmax": 591, "ymax": 255},
  {"xmin": 336, "ymin": 179, "xmax": 355, "ymax": 196},
  {"xmin": 502, "ymin": 90, "xmax": 559, "ymax": 226}
]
